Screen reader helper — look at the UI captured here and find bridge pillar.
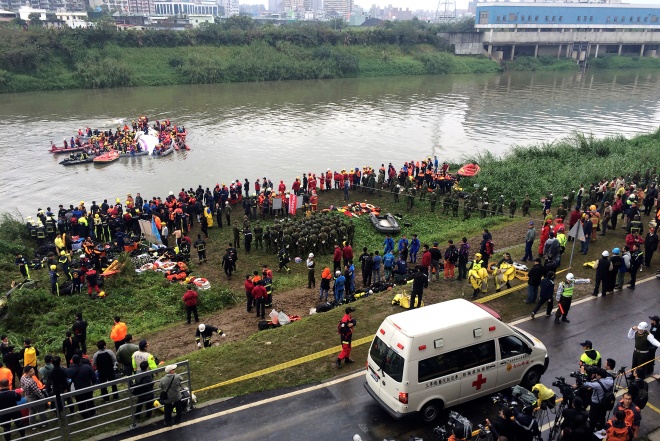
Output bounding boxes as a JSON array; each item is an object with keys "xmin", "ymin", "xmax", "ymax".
[
  {"xmin": 618, "ymin": 44, "xmax": 623, "ymax": 56},
  {"xmin": 558, "ymin": 44, "xmax": 562, "ymax": 58},
  {"xmin": 534, "ymin": 45, "xmax": 539, "ymax": 58},
  {"xmin": 595, "ymin": 44, "xmax": 599, "ymax": 58},
  {"xmin": 640, "ymin": 44, "xmax": 645, "ymax": 57},
  {"xmin": 511, "ymin": 44, "xmax": 516, "ymax": 60},
  {"xmin": 488, "ymin": 44, "xmax": 492, "ymax": 56}
]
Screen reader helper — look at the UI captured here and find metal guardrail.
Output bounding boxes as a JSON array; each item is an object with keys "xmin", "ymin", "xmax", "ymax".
[{"xmin": 0, "ymin": 360, "xmax": 192, "ymax": 441}]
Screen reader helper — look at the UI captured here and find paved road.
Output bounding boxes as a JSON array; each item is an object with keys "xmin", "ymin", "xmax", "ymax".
[{"xmin": 112, "ymin": 277, "xmax": 660, "ymax": 441}]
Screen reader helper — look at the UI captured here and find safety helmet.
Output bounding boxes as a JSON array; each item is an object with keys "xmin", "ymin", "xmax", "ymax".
[
  {"xmin": 198, "ymin": 324, "xmax": 206, "ymax": 332},
  {"xmin": 566, "ymin": 273, "xmax": 575, "ymax": 281},
  {"xmin": 308, "ymin": 253, "xmax": 314, "ymax": 258},
  {"xmin": 115, "ymin": 198, "xmax": 120, "ymax": 203},
  {"xmin": 475, "ymin": 253, "xmax": 482, "ymax": 259},
  {"xmin": 95, "ymin": 213, "xmax": 99, "ymax": 218},
  {"xmin": 335, "ymin": 270, "xmax": 341, "ymax": 277},
  {"xmin": 368, "ymin": 290, "xmax": 373, "ymax": 295},
  {"xmin": 590, "ymin": 205, "xmax": 597, "ymax": 211},
  {"xmin": 98, "ymin": 291, "xmax": 106, "ymax": 298},
  {"xmin": 60, "ymin": 251, "xmax": 66, "ymax": 256},
  {"xmin": 483, "ymin": 187, "xmax": 488, "ymax": 191},
  {"xmin": 638, "ymin": 322, "xmax": 650, "ymax": 331},
  {"xmin": 50, "ymin": 265, "xmax": 57, "ymax": 270},
  {"xmin": 601, "ymin": 250, "xmax": 609, "ymax": 257},
  {"xmin": 612, "ymin": 248, "xmax": 620, "ymax": 255},
  {"xmin": 80, "ymin": 201, "xmax": 84, "ymax": 206}
]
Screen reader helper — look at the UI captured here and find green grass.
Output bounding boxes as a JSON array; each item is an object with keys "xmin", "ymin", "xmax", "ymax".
[
  {"xmin": 504, "ymin": 56, "xmax": 579, "ymax": 72},
  {"xmin": 461, "ymin": 130, "xmax": 660, "ymax": 203}
]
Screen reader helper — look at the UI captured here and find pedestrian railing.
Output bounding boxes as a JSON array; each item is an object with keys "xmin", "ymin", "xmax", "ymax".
[{"xmin": 0, "ymin": 360, "xmax": 191, "ymax": 441}]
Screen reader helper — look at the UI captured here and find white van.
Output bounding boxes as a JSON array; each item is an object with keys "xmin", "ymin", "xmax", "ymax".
[{"xmin": 364, "ymin": 299, "xmax": 548, "ymax": 422}]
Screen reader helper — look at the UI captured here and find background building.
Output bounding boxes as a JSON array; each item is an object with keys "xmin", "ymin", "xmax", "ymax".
[{"xmin": 323, "ymin": 0, "xmax": 351, "ymax": 20}]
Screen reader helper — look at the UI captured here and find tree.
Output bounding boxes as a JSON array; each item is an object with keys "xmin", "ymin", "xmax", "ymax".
[{"xmin": 28, "ymin": 12, "xmax": 42, "ymax": 27}]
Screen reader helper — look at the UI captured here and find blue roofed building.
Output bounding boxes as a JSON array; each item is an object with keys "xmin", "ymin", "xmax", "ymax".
[{"xmin": 442, "ymin": 2, "xmax": 660, "ymax": 61}]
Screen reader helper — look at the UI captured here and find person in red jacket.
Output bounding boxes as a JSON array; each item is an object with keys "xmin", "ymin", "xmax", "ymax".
[
  {"xmin": 342, "ymin": 242, "xmax": 353, "ymax": 268},
  {"xmin": 333, "ymin": 244, "xmax": 342, "ymax": 273},
  {"xmin": 420, "ymin": 244, "xmax": 432, "ymax": 276},
  {"xmin": 252, "ymin": 281, "xmax": 267, "ymax": 320},
  {"xmin": 244, "ymin": 275, "xmax": 254, "ymax": 313},
  {"xmin": 278, "ymin": 180, "xmax": 286, "ymax": 194},
  {"xmin": 181, "ymin": 287, "xmax": 198, "ymax": 325},
  {"xmin": 538, "ymin": 219, "xmax": 552, "ymax": 257}
]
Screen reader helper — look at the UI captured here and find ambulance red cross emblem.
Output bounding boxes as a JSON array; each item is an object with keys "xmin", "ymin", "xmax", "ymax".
[{"xmin": 472, "ymin": 374, "xmax": 487, "ymax": 390}]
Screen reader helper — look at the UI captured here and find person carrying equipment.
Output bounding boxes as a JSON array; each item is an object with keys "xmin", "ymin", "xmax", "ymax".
[
  {"xmin": 278, "ymin": 247, "xmax": 291, "ymax": 273},
  {"xmin": 468, "ymin": 253, "xmax": 488, "ymax": 298},
  {"xmin": 195, "ymin": 324, "xmax": 226, "ymax": 349},
  {"xmin": 58, "ymin": 251, "xmax": 71, "ymax": 280},
  {"xmin": 493, "ymin": 253, "xmax": 515, "ymax": 293},
  {"xmin": 336, "ymin": 307, "xmax": 356, "ymax": 369}
]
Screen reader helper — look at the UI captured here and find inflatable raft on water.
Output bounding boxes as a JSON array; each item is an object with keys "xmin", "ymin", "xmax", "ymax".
[
  {"xmin": 59, "ymin": 155, "xmax": 96, "ymax": 166},
  {"xmin": 457, "ymin": 163, "xmax": 481, "ymax": 177},
  {"xmin": 119, "ymin": 150, "xmax": 148, "ymax": 158},
  {"xmin": 153, "ymin": 146, "xmax": 174, "ymax": 157},
  {"xmin": 93, "ymin": 150, "xmax": 120, "ymax": 163},
  {"xmin": 50, "ymin": 145, "xmax": 89, "ymax": 154},
  {"xmin": 370, "ymin": 212, "xmax": 401, "ymax": 234}
]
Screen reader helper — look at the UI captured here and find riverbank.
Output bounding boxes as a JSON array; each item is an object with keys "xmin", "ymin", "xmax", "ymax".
[{"xmin": 2, "ymin": 21, "xmax": 660, "ymax": 93}]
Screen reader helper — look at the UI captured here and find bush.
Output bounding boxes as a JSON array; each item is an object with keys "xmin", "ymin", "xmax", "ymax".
[{"xmin": 76, "ymin": 57, "xmax": 133, "ymax": 89}]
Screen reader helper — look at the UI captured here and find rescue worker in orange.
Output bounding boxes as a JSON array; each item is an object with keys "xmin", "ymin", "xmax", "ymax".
[
  {"xmin": 110, "ymin": 316, "xmax": 128, "ymax": 351},
  {"xmin": 336, "ymin": 307, "xmax": 356, "ymax": 369}
]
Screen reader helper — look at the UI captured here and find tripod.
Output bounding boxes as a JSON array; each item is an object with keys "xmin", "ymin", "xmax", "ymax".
[{"xmin": 547, "ymin": 399, "xmax": 568, "ymax": 441}]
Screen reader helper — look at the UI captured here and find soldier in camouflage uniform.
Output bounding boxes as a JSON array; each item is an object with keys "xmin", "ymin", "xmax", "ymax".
[
  {"xmin": 509, "ymin": 197, "xmax": 517, "ymax": 218},
  {"xmin": 522, "ymin": 194, "xmax": 531, "ymax": 217},
  {"xmin": 429, "ymin": 191, "xmax": 438, "ymax": 212},
  {"xmin": 254, "ymin": 221, "xmax": 264, "ymax": 250}
]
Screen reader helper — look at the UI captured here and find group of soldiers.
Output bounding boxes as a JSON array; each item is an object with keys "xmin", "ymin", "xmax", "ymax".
[
  {"xmin": 233, "ymin": 212, "xmax": 355, "ymax": 258},
  {"xmin": 388, "ymin": 184, "xmax": 537, "ymax": 221}
]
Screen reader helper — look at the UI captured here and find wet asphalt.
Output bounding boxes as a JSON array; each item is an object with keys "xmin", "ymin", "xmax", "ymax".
[{"xmin": 108, "ymin": 276, "xmax": 660, "ymax": 441}]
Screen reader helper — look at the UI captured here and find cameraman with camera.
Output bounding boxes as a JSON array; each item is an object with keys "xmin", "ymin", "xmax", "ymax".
[
  {"xmin": 575, "ymin": 367, "xmax": 614, "ymax": 431},
  {"xmin": 558, "ymin": 397, "xmax": 590, "ymax": 440},
  {"xmin": 485, "ymin": 406, "xmax": 516, "ymax": 441},
  {"xmin": 512, "ymin": 402, "xmax": 541, "ymax": 441}
]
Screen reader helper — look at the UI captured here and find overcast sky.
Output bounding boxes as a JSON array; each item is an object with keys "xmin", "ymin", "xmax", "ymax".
[{"xmin": 253, "ymin": 0, "xmax": 659, "ymax": 12}]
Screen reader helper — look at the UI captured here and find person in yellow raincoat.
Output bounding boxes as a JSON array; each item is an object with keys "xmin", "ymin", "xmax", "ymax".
[
  {"xmin": 204, "ymin": 206, "xmax": 214, "ymax": 228},
  {"xmin": 468, "ymin": 253, "xmax": 489, "ymax": 298},
  {"xmin": 494, "ymin": 252, "xmax": 516, "ymax": 292}
]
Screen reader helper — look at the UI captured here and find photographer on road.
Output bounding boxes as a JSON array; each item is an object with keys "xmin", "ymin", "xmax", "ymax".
[
  {"xmin": 485, "ymin": 406, "xmax": 516, "ymax": 441},
  {"xmin": 575, "ymin": 367, "xmax": 614, "ymax": 431},
  {"xmin": 559, "ymin": 396, "xmax": 590, "ymax": 440},
  {"xmin": 513, "ymin": 404, "xmax": 541, "ymax": 441}
]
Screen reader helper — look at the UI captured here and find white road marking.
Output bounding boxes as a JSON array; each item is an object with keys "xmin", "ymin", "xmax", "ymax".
[{"xmin": 121, "ymin": 371, "xmax": 365, "ymax": 441}]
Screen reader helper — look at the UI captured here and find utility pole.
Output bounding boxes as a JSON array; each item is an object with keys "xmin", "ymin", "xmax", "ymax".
[{"xmin": 435, "ymin": 0, "xmax": 456, "ymax": 23}]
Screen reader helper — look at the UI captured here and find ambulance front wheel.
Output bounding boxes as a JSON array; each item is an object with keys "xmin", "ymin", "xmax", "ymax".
[
  {"xmin": 420, "ymin": 399, "xmax": 444, "ymax": 423},
  {"xmin": 521, "ymin": 367, "xmax": 542, "ymax": 389}
]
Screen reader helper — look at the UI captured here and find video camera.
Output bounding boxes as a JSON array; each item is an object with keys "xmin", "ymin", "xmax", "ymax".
[
  {"xmin": 432, "ymin": 411, "xmax": 473, "ymax": 441},
  {"xmin": 491, "ymin": 385, "xmax": 537, "ymax": 414},
  {"xmin": 569, "ymin": 370, "xmax": 590, "ymax": 386},
  {"xmin": 551, "ymin": 376, "xmax": 575, "ymax": 404}
]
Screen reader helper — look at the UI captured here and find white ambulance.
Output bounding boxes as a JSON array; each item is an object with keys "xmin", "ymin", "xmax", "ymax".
[{"xmin": 364, "ymin": 299, "xmax": 548, "ymax": 422}]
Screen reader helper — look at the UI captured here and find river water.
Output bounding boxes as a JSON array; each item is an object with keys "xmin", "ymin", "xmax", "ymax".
[{"xmin": 2, "ymin": 69, "xmax": 660, "ymax": 216}]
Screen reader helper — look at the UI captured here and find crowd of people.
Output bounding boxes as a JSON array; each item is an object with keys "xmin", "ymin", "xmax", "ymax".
[{"xmin": 52, "ymin": 116, "xmax": 187, "ymax": 161}]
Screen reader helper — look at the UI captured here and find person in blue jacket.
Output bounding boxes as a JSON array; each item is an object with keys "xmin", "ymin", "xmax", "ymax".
[
  {"xmin": 383, "ymin": 234, "xmax": 394, "ymax": 255},
  {"xmin": 409, "ymin": 234, "xmax": 421, "ymax": 263},
  {"xmin": 398, "ymin": 235, "xmax": 409, "ymax": 254},
  {"xmin": 383, "ymin": 251, "xmax": 395, "ymax": 282},
  {"xmin": 333, "ymin": 271, "xmax": 346, "ymax": 305}
]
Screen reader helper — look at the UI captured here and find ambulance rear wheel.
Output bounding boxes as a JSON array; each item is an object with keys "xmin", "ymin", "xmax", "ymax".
[
  {"xmin": 420, "ymin": 399, "xmax": 443, "ymax": 423},
  {"xmin": 521, "ymin": 367, "xmax": 542, "ymax": 389}
]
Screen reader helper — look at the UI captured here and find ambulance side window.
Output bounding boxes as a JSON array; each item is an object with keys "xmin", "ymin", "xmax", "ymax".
[
  {"xmin": 461, "ymin": 340, "xmax": 496, "ymax": 370},
  {"xmin": 418, "ymin": 349, "xmax": 461, "ymax": 382},
  {"xmin": 499, "ymin": 336, "xmax": 528, "ymax": 359}
]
